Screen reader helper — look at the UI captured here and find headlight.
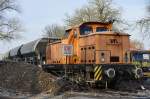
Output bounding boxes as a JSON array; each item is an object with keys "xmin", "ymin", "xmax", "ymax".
[{"xmin": 105, "ymin": 68, "xmax": 115, "ymax": 78}]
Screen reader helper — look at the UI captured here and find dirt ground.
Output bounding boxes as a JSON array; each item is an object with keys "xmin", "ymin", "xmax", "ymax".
[
  {"xmin": 30, "ymin": 90, "xmax": 150, "ymax": 99},
  {"xmin": 1, "ymin": 89, "xmax": 150, "ymax": 99}
]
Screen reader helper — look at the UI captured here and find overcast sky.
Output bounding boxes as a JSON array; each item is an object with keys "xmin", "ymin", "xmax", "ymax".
[{"xmin": 0, "ymin": 0, "xmax": 148, "ymax": 54}]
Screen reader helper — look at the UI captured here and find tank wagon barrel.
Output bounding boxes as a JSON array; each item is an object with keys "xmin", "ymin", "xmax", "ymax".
[{"xmin": 6, "ymin": 37, "xmax": 60, "ymax": 65}]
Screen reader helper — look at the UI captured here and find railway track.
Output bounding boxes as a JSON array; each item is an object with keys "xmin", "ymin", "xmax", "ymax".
[
  {"xmin": 62, "ymin": 89, "xmax": 150, "ymax": 99},
  {"xmin": 1, "ymin": 89, "xmax": 150, "ymax": 99}
]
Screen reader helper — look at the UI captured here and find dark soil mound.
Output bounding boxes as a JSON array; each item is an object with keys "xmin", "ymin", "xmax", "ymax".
[{"xmin": 0, "ymin": 61, "xmax": 57, "ymax": 94}]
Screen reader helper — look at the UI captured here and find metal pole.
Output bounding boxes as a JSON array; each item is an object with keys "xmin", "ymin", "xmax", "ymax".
[
  {"xmin": 105, "ymin": 81, "xmax": 108, "ymax": 89},
  {"xmin": 84, "ymin": 48, "xmax": 86, "ymax": 79},
  {"xmin": 66, "ymin": 56, "xmax": 67, "ymax": 64},
  {"xmin": 65, "ymin": 56, "xmax": 67, "ymax": 77}
]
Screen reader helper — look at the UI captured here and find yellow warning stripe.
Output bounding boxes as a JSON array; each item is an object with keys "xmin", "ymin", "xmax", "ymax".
[
  {"xmin": 94, "ymin": 66, "xmax": 102, "ymax": 81},
  {"xmin": 94, "ymin": 66, "xmax": 99, "ymax": 72},
  {"xmin": 96, "ymin": 69, "xmax": 101, "ymax": 80},
  {"xmin": 95, "ymin": 67, "xmax": 101, "ymax": 77},
  {"xmin": 98, "ymin": 70, "xmax": 102, "ymax": 80},
  {"xmin": 94, "ymin": 66, "xmax": 100, "ymax": 77},
  {"xmin": 99, "ymin": 76, "xmax": 102, "ymax": 80}
]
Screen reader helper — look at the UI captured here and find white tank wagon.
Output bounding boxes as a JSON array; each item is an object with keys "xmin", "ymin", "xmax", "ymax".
[{"xmin": 7, "ymin": 37, "xmax": 60, "ymax": 65}]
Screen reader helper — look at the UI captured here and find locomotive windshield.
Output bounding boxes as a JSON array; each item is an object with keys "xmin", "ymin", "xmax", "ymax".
[{"xmin": 80, "ymin": 25, "xmax": 93, "ymax": 35}]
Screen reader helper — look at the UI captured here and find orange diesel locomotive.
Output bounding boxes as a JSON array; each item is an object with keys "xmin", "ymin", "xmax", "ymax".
[{"xmin": 44, "ymin": 21, "xmax": 142, "ymax": 88}]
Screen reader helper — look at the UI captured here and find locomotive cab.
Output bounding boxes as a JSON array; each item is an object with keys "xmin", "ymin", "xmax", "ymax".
[
  {"xmin": 46, "ymin": 21, "xmax": 131, "ymax": 65},
  {"xmin": 78, "ymin": 22, "xmax": 130, "ymax": 64}
]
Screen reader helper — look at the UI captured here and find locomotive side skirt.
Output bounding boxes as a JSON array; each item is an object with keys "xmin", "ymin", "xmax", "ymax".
[{"xmin": 42, "ymin": 64, "xmax": 143, "ymax": 86}]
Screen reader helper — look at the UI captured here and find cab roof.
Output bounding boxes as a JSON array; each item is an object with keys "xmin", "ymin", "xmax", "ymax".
[{"xmin": 66, "ymin": 21, "xmax": 113, "ymax": 31}]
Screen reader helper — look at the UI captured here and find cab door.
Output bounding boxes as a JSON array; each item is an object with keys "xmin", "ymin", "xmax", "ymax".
[{"xmin": 80, "ymin": 45, "xmax": 95, "ymax": 64}]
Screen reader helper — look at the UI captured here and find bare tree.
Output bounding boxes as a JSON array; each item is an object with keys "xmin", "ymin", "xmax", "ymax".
[
  {"xmin": 64, "ymin": 0, "xmax": 126, "ymax": 32},
  {"xmin": 43, "ymin": 24, "xmax": 65, "ymax": 38},
  {"xmin": 0, "ymin": 0, "xmax": 22, "ymax": 40},
  {"xmin": 88, "ymin": 0, "xmax": 121, "ymax": 22},
  {"xmin": 43, "ymin": 0, "xmax": 127, "ymax": 37},
  {"xmin": 65, "ymin": 6, "xmax": 96, "ymax": 26},
  {"xmin": 130, "ymin": 39, "xmax": 144, "ymax": 50},
  {"xmin": 136, "ymin": 1, "xmax": 150, "ymax": 38},
  {"xmin": 137, "ymin": 18, "xmax": 150, "ymax": 38}
]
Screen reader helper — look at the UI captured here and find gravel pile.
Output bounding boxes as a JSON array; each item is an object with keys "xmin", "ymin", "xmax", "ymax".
[{"xmin": 0, "ymin": 61, "xmax": 57, "ymax": 94}]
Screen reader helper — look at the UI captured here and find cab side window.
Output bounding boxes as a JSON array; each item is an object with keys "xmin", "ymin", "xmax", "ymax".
[
  {"xmin": 96, "ymin": 27, "xmax": 108, "ymax": 32},
  {"xmin": 64, "ymin": 31, "xmax": 69, "ymax": 38}
]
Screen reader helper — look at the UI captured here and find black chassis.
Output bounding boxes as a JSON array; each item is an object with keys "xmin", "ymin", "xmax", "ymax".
[{"xmin": 42, "ymin": 64, "xmax": 137, "ymax": 81}]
